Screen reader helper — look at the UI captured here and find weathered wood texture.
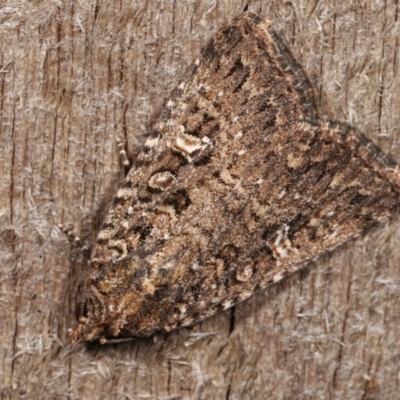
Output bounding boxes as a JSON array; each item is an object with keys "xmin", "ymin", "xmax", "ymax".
[{"xmin": 1, "ymin": 1, "xmax": 400, "ymax": 399}]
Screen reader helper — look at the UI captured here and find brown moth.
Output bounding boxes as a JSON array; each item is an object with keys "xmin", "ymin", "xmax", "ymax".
[{"xmin": 70, "ymin": 12, "xmax": 400, "ymax": 344}]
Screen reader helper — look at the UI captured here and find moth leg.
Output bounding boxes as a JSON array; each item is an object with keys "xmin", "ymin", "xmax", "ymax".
[
  {"xmin": 117, "ymin": 138, "xmax": 130, "ymax": 176},
  {"xmin": 58, "ymin": 223, "xmax": 84, "ymax": 246},
  {"xmin": 58, "ymin": 224, "xmax": 91, "ymax": 258}
]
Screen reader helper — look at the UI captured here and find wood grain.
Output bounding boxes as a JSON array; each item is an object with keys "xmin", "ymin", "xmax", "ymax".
[{"xmin": 1, "ymin": 1, "xmax": 400, "ymax": 399}]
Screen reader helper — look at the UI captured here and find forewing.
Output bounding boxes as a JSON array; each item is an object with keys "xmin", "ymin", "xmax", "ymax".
[{"xmin": 92, "ymin": 12, "xmax": 319, "ymax": 267}]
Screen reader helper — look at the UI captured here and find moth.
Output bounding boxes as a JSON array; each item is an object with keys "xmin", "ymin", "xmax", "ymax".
[{"xmin": 70, "ymin": 12, "xmax": 400, "ymax": 344}]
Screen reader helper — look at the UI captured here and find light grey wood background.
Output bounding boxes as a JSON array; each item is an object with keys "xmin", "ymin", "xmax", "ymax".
[{"xmin": 1, "ymin": 0, "xmax": 400, "ymax": 399}]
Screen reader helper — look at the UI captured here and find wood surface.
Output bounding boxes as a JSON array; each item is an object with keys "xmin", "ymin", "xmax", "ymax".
[{"xmin": 1, "ymin": 0, "xmax": 400, "ymax": 399}]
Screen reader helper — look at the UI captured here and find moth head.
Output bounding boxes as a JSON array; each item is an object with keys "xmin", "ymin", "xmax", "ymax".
[
  {"xmin": 69, "ymin": 319, "xmax": 108, "ymax": 344},
  {"xmin": 70, "ymin": 284, "xmax": 131, "ymax": 344},
  {"xmin": 69, "ymin": 285, "xmax": 110, "ymax": 344}
]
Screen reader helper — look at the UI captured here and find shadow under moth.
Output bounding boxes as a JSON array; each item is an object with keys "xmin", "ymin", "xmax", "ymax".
[{"xmin": 70, "ymin": 12, "xmax": 400, "ymax": 344}]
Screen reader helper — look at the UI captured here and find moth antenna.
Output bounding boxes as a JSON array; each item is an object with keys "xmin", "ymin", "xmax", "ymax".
[
  {"xmin": 99, "ymin": 336, "xmax": 136, "ymax": 345},
  {"xmin": 79, "ymin": 280, "xmax": 88, "ymax": 321}
]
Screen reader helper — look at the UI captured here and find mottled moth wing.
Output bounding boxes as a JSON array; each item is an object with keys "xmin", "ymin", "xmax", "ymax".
[{"xmin": 71, "ymin": 12, "xmax": 400, "ymax": 344}]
